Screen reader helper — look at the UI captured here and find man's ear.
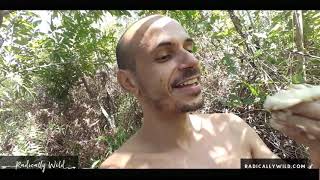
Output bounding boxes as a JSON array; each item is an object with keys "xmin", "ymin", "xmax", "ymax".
[{"xmin": 117, "ymin": 69, "xmax": 139, "ymax": 96}]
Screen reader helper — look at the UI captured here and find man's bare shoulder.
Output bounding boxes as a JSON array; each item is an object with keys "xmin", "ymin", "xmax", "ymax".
[
  {"xmin": 191, "ymin": 112, "xmax": 249, "ymax": 128},
  {"xmin": 100, "ymin": 152, "xmax": 125, "ymax": 169},
  {"xmin": 99, "ymin": 132, "xmax": 138, "ymax": 168},
  {"xmin": 100, "ymin": 142, "xmax": 142, "ymax": 169},
  {"xmin": 100, "ymin": 150, "xmax": 163, "ymax": 169},
  {"xmin": 191, "ymin": 112, "xmax": 255, "ymax": 144},
  {"xmin": 192, "ymin": 112, "xmax": 278, "ymax": 159},
  {"xmin": 99, "ymin": 132, "xmax": 149, "ymax": 169},
  {"xmin": 212, "ymin": 112, "xmax": 254, "ymax": 132}
]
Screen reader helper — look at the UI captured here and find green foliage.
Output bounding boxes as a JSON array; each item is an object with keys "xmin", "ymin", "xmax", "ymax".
[
  {"xmin": 0, "ymin": 11, "xmax": 40, "ymax": 101},
  {"xmin": 108, "ymin": 10, "xmax": 131, "ymax": 17},
  {"xmin": 97, "ymin": 127, "xmax": 132, "ymax": 157},
  {"xmin": 292, "ymin": 73, "xmax": 305, "ymax": 84},
  {"xmin": 35, "ymin": 11, "xmax": 110, "ymax": 102},
  {"xmin": 221, "ymin": 53, "xmax": 237, "ymax": 75},
  {"xmin": 0, "ymin": 103, "xmax": 46, "ymax": 156}
]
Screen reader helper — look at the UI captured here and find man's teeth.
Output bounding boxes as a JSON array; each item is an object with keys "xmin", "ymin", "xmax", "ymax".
[{"xmin": 178, "ymin": 78, "xmax": 198, "ymax": 87}]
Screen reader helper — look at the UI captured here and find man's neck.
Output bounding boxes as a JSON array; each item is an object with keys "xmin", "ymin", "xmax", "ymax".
[{"xmin": 136, "ymin": 105, "xmax": 197, "ymax": 153}]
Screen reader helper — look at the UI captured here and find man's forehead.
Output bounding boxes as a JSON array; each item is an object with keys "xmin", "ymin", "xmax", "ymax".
[
  {"xmin": 125, "ymin": 16, "xmax": 176, "ymax": 37},
  {"xmin": 146, "ymin": 16, "xmax": 179, "ymax": 30},
  {"xmin": 122, "ymin": 15, "xmax": 188, "ymax": 48}
]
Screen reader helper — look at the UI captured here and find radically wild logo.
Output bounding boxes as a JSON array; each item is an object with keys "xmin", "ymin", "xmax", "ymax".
[{"xmin": 0, "ymin": 156, "xmax": 79, "ymax": 173}]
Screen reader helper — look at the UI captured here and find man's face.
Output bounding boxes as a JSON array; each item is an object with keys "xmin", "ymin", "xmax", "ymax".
[{"xmin": 132, "ymin": 16, "xmax": 204, "ymax": 112}]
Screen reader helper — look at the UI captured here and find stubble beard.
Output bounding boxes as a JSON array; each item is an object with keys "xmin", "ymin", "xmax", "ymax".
[
  {"xmin": 175, "ymin": 95, "xmax": 204, "ymax": 113},
  {"xmin": 142, "ymin": 90, "xmax": 204, "ymax": 113}
]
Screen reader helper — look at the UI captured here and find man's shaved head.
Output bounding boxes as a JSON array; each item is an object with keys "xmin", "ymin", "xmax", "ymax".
[{"xmin": 116, "ymin": 14, "xmax": 170, "ymax": 72}]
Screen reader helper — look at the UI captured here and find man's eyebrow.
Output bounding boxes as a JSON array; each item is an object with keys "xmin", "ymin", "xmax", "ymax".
[
  {"xmin": 155, "ymin": 41, "xmax": 173, "ymax": 49},
  {"xmin": 150, "ymin": 41, "xmax": 174, "ymax": 54},
  {"xmin": 152, "ymin": 38, "xmax": 194, "ymax": 52}
]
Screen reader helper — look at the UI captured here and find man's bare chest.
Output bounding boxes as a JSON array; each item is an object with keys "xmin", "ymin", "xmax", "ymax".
[{"xmin": 126, "ymin": 134, "xmax": 252, "ymax": 168}]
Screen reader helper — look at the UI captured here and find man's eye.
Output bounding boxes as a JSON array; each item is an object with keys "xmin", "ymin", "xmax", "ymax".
[{"xmin": 156, "ymin": 55, "xmax": 171, "ymax": 62}]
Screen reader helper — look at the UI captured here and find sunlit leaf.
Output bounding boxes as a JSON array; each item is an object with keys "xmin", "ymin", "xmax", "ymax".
[{"xmin": 222, "ymin": 54, "xmax": 237, "ymax": 74}]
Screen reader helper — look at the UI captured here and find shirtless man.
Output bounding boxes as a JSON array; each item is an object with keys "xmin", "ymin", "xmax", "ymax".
[{"xmin": 100, "ymin": 14, "xmax": 320, "ymax": 168}]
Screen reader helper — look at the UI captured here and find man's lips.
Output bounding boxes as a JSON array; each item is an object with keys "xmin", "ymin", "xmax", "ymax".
[
  {"xmin": 171, "ymin": 75, "xmax": 201, "ymax": 88},
  {"xmin": 170, "ymin": 76, "xmax": 202, "ymax": 96}
]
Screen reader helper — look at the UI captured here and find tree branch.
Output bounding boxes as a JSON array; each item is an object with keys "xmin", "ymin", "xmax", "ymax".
[{"xmin": 228, "ymin": 10, "xmax": 256, "ymax": 68}]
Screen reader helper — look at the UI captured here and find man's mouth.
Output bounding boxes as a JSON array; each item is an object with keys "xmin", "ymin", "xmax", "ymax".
[
  {"xmin": 171, "ymin": 76, "xmax": 201, "ymax": 95},
  {"xmin": 174, "ymin": 77, "xmax": 200, "ymax": 88}
]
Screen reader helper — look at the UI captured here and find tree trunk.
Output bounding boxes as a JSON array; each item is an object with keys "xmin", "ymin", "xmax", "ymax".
[
  {"xmin": 246, "ymin": 11, "xmax": 255, "ymax": 32},
  {"xmin": 228, "ymin": 11, "xmax": 255, "ymax": 63},
  {"xmin": 81, "ymin": 75, "xmax": 116, "ymax": 131},
  {"xmin": 293, "ymin": 10, "xmax": 306, "ymax": 83},
  {"xmin": 81, "ymin": 76, "xmax": 95, "ymax": 99},
  {"xmin": 228, "ymin": 10, "xmax": 257, "ymax": 84},
  {"xmin": 98, "ymin": 101, "xmax": 116, "ymax": 131}
]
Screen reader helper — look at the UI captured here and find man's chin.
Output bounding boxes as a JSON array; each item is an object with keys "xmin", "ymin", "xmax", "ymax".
[{"xmin": 176, "ymin": 96, "xmax": 204, "ymax": 113}]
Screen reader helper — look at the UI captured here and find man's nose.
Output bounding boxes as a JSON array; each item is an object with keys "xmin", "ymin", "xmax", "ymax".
[{"xmin": 177, "ymin": 50, "xmax": 199, "ymax": 70}]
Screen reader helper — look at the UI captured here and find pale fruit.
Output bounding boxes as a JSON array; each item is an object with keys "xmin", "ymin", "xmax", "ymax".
[{"xmin": 264, "ymin": 84, "xmax": 320, "ymax": 111}]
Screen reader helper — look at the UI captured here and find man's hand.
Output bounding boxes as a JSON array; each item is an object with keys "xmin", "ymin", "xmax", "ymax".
[{"xmin": 270, "ymin": 100, "xmax": 320, "ymax": 168}]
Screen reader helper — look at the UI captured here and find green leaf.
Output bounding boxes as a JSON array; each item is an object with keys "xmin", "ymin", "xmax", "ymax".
[
  {"xmin": 242, "ymin": 97, "xmax": 255, "ymax": 105},
  {"xmin": 108, "ymin": 10, "xmax": 131, "ymax": 17},
  {"xmin": 254, "ymin": 49, "xmax": 263, "ymax": 58},
  {"xmin": 221, "ymin": 54, "xmax": 237, "ymax": 74},
  {"xmin": 14, "ymin": 37, "xmax": 29, "ymax": 45},
  {"xmin": 227, "ymin": 94, "xmax": 243, "ymax": 108},
  {"xmin": 292, "ymin": 73, "xmax": 305, "ymax": 84},
  {"xmin": 243, "ymin": 81, "xmax": 259, "ymax": 97}
]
